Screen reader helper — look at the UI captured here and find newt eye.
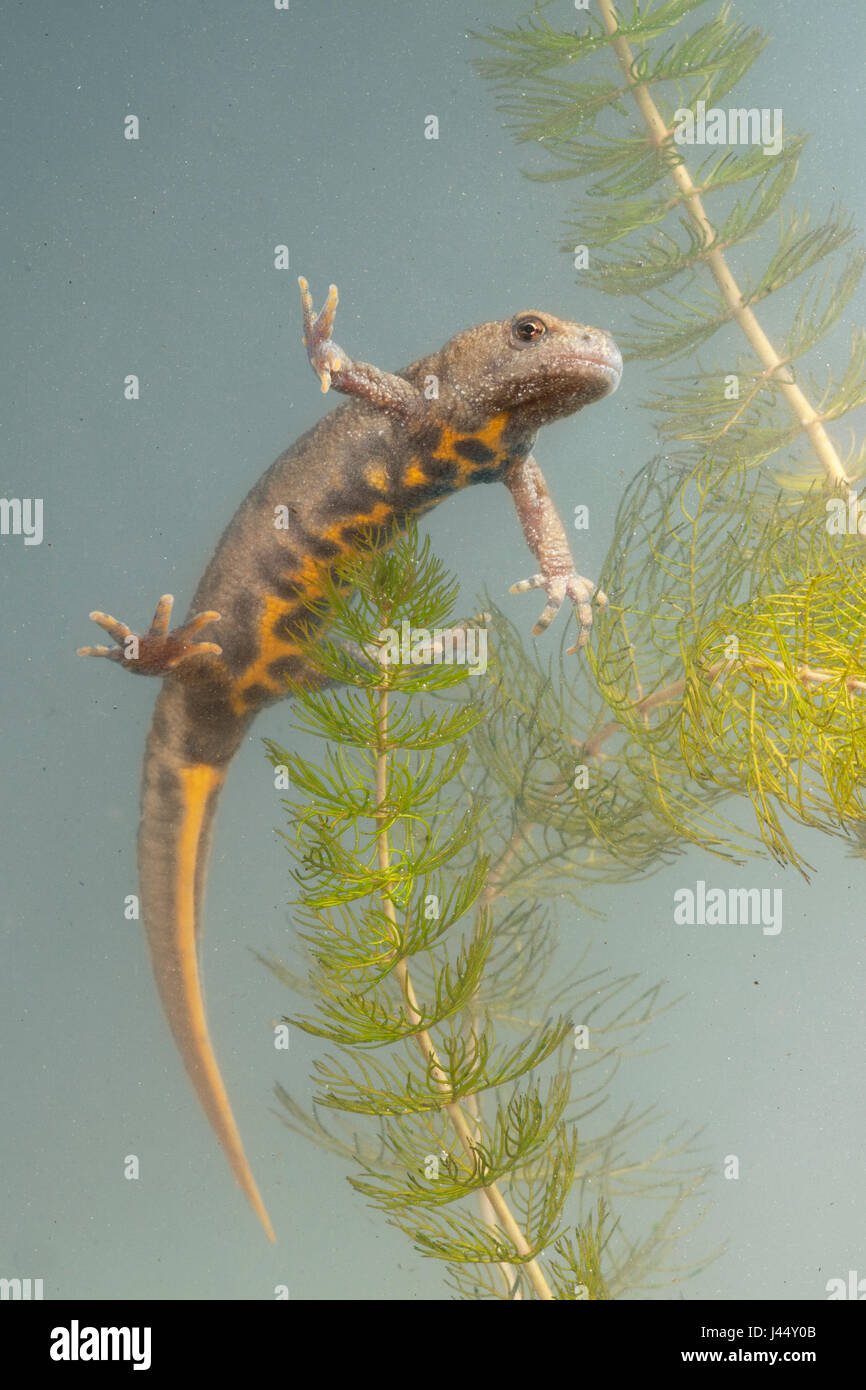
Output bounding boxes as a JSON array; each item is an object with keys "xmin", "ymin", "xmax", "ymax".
[{"xmin": 512, "ymin": 315, "xmax": 547, "ymax": 344}]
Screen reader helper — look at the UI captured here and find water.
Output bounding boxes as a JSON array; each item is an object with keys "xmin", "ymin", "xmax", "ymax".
[{"xmin": 2, "ymin": 0, "xmax": 864, "ymax": 1301}]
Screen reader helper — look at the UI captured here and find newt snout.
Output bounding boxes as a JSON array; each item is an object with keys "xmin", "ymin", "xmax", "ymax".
[{"xmin": 567, "ymin": 325, "xmax": 623, "ymax": 397}]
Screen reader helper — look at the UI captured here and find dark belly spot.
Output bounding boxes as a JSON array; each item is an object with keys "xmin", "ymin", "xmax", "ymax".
[
  {"xmin": 219, "ymin": 591, "xmax": 260, "ymax": 674},
  {"xmin": 267, "ymin": 653, "xmax": 309, "ymax": 685},
  {"xmin": 470, "ymin": 463, "xmax": 510, "ymax": 484},
  {"xmin": 238, "ymin": 681, "xmax": 274, "ymax": 709},
  {"xmin": 271, "ymin": 605, "xmax": 304, "ymax": 640},
  {"xmin": 454, "ymin": 437, "xmax": 496, "ymax": 464}
]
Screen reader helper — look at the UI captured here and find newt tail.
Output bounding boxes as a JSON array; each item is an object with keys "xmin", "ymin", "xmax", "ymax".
[
  {"xmin": 138, "ymin": 683, "xmax": 275, "ymax": 1240},
  {"xmin": 79, "ymin": 278, "xmax": 621, "ymax": 1240}
]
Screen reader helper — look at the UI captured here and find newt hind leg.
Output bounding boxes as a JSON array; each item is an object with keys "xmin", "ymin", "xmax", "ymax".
[{"xmin": 78, "ymin": 593, "xmax": 222, "ymax": 675}]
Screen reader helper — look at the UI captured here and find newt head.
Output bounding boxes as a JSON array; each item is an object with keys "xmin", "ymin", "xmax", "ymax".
[{"xmin": 432, "ymin": 310, "xmax": 623, "ymax": 432}]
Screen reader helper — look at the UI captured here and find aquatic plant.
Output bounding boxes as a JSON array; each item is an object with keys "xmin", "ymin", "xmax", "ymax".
[
  {"xmin": 261, "ymin": 0, "xmax": 866, "ymax": 1298},
  {"xmin": 262, "ymin": 524, "xmax": 706, "ymax": 1299},
  {"xmin": 474, "ymin": 0, "xmax": 866, "ymax": 872}
]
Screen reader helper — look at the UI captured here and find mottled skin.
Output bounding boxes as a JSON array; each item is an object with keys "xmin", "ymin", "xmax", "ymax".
[{"xmin": 79, "ymin": 280, "xmax": 622, "ymax": 1242}]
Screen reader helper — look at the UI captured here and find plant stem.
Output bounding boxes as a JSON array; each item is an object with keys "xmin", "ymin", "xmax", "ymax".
[
  {"xmin": 595, "ymin": 0, "xmax": 854, "ymax": 499},
  {"xmin": 373, "ymin": 683, "xmax": 555, "ymax": 1300}
]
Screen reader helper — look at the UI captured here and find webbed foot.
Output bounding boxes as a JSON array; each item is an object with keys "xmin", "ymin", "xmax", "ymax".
[
  {"xmin": 78, "ymin": 594, "xmax": 222, "ymax": 674},
  {"xmin": 510, "ymin": 571, "xmax": 608, "ymax": 654}
]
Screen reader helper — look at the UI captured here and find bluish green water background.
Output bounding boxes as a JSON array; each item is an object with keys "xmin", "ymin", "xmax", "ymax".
[{"xmin": 1, "ymin": 0, "xmax": 864, "ymax": 1300}]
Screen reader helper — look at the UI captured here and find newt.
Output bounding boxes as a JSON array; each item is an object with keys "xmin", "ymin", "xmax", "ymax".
[{"xmin": 79, "ymin": 278, "xmax": 622, "ymax": 1242}]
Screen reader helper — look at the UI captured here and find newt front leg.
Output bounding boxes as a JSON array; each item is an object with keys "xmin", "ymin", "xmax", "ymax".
[
  {"xmin": 298, "ymin": 276, "xmax": 420, "ymax": 417},
  {"xmin": 506, "ymin": 454, "xmax": 608, "ymax": 653}
]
